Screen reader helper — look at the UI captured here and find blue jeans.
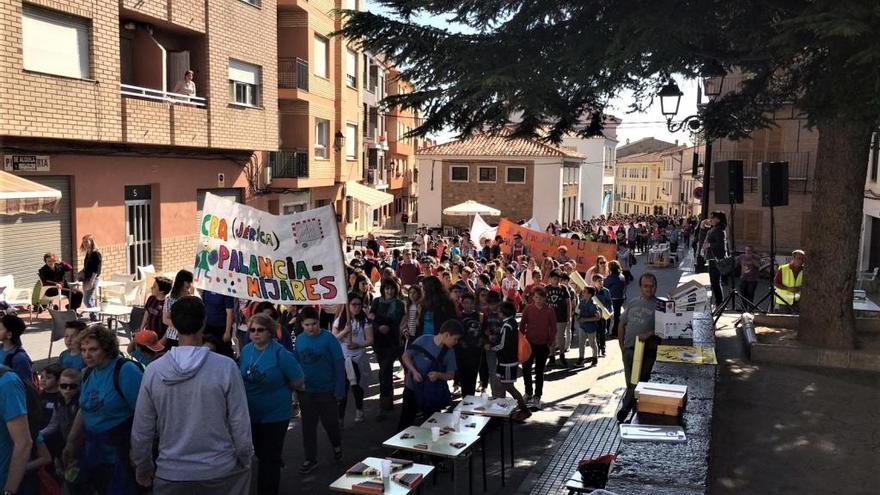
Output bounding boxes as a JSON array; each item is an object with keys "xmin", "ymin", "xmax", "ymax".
[{"xmin": 83, "ymin": 277, "xmax": 100, "ymax": 321}]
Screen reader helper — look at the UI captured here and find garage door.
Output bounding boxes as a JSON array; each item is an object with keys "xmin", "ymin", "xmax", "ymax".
[{"xmin": 0, "ymin": 176, "xmax": 72, "ymax": 291}]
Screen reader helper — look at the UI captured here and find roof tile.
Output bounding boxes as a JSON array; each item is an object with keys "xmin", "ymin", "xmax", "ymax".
[{"xmin": 417, "ymin": 133, "xmax": 584, "ymax": 159}]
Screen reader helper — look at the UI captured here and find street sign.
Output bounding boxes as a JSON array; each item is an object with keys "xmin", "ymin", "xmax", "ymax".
[{"xmin": 4, "ymin": 154, "xmax": 50, "ymax": 172}]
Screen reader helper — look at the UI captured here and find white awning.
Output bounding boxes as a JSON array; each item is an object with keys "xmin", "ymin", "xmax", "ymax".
[
  {"xmin": 345, "ymin": 181, "xmax": 394, "ymax": 209},
  {"xmin": 0, "ymin": 170, "xmax": 62, "ymax": 215},
  {"xmin": 442, "ymin": 200, "xmax": 500, "ymax": 216}
]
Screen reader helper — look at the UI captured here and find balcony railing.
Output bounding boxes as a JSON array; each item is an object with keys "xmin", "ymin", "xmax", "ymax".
[
  {"xmin": 279, "ymin": 58, "xmax": 309, "ymax": 91},
  {"xmin": 710, "ymin": 150, "xmax": 814, "ymax": 193},
  {"xmin": 120, "ymin": 83, "xmax": 206, "ymax": 107},
  {"xmin": 268, "ymin": 150, "xmax": 309, "ymax": 178}
]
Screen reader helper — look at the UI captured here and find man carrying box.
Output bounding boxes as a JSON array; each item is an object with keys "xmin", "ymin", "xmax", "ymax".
[{"xmin": 617, "ymin": 273, "xmax": 662, "ymax": 423}]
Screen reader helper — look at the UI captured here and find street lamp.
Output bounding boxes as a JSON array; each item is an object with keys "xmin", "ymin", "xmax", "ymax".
[
  {"xmin": 660, "ymin": 79, "xmax": 716, "ymax": 220},
  {"xmin": 333, "ymin": 130, "xmax": 346, "ymax": 152}
]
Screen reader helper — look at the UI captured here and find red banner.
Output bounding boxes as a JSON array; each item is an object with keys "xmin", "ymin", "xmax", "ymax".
[{"xmin": 496, "ymin": 218, "xmax": 617, "ymax": 272}]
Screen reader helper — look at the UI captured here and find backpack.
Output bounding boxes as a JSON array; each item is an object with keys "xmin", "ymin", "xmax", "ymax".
[
  {"xmin": 408, "ymin": 344, "xmax": 451, "ymax": 413},
  {"xmin": 3, "ymin": 347, "xmax": 40, "ymax": 391},
  {"xmin": 0, "ymin": 366, "xmax": 42, "ymax": 446},
  {"xmin": 83, "ymin": 354, "xmax": 145, "ymax": 407}
]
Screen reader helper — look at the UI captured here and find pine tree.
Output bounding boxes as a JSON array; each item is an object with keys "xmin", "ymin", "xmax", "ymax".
[{"xmin": 339, "ymin": 0, "xmax": 880, "ymax": 348}]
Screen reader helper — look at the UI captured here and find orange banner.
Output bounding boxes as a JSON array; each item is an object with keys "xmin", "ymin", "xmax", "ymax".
[{"xmin": 496, "ymin": 218, "xmax": 617, "ymax": 272}]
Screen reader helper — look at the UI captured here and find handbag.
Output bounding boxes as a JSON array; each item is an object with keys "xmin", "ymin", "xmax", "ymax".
[{"xmin": 517, "ymin": 330, "xmax": 532, "ymax": 364}]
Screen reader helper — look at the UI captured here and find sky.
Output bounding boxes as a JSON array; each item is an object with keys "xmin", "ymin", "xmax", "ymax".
[{"xmin": 362, "ymin": 1, "xmax": 700, "ymax": 146}]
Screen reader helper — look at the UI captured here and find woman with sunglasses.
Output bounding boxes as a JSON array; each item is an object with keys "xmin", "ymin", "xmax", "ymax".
[
  {"xmin": 239, "ymin": 313, "xmax": 304, "ymax": 495},
  {"xmin": 586, "ymin": 255, "xmax": 609, "ymax": 282},
  {"xmin": 332, "ymin": 294, "xmax": 374, "ymax": 424}
]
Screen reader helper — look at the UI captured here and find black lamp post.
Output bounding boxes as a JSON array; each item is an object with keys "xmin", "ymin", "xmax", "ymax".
[
  {"xmin": 333, "ymin": 130, "xmax": 346, "ymax": 153},
  {"xmin": 660, "ymin": 77, "xmax": 724, "ymax": 220}
]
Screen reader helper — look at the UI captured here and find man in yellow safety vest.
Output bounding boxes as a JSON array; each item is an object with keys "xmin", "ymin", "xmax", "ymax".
[{"xmin": 774, "ymin": 249, "xmax": 805, "ymax": 312}]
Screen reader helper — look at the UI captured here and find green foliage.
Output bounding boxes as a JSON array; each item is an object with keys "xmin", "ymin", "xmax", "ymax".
[{"xmin": 339, "ymin": 0, "xmax": 880, "ymax": 141}]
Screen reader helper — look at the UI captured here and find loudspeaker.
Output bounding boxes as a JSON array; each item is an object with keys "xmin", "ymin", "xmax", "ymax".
[
  {"xmin": 761, "ymin": 161, "xmax": 789, "ymax": 206},
  {"xmin": 714, "ymin": 160, "xmax": 744, "ymax": 204}
]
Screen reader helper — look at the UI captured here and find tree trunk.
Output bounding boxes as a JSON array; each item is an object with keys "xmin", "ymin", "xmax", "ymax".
[{"xmin": 798, "ymin": 118, "xmax": 873, "ymax": 349}]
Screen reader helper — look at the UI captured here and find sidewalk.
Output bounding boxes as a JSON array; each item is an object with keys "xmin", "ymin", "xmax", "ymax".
[{"xmin": 709, "ymin": 319, "xmax": 880, "ymax": 494}]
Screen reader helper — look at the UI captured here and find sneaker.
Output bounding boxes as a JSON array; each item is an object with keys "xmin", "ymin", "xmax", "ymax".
[
  {"xmin": 533, "ymin": 396, "xmax": 543, "ymax": 410},
  {"xmin": 333, "ymin": 446, "xmax": 343, "ymax": 462},
  {"xmin": 524, "ymin": 393, "xmax": 533, "ymax": 405},
  {"xmin": 299, "ymin": 460, "xmax": 318, "ymax": 474},
  {"xmin": 512, "ymin": 407, "xmax": 532, "ymax": 422},
  {"xmin": 291, "ymin": 403, "xmax": 301, "ymax": 418},
  {"xmin": 354, "ymin": 410, "xmax": 365, "ymax": 423},
  {"xmin": 576, "ymin": 358, "xmax": 584, "ymax": 366},
  {"xmin": 560, "ymin": 358, "xmax": 570, "ymax": 368},
  {"xmin": 591, "ymin": 357, "xmax": 598, "ymax": 366}
]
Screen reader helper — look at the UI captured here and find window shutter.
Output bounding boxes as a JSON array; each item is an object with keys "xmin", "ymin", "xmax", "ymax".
[
  {"xmin": 314, "ymin": 36, "xmax": 328, "ymax": 77},
  {"xmin": 228, "ymin": 59, "xmax": 259, "ymax": 84},
  {"xmin": 22, "ymin": 5, "xmax": 90, "ymax": 79}
]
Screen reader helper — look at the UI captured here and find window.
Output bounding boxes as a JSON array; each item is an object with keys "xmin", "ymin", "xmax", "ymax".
[
  {"xmin": 228, "ymin": 59, "xmax": 260, "ymax": 106},
  {"xmin": 313, "ymin": 35, "xmax": 328, "ymax": 78},
  {"xmin": 450, "ymin": 166, "xmax": 469, "ymax": 182},
  {"xmin": 345, "ymin": 49, "xmax": 357, "ymax": 87},
  {"xmin": 345, "ymin": 123, "xmax": 357, "ymax": 159},
  {"xmin": 22, "ymin": 5, "xmax": 90, "ymax": 79},
  {"xmin": 282, "ymin": 203, "xmax": 306, "ymax": 215},
  {"xmin": 478, "ymin": 166, "xmax": 497, "ymax": 183},
  {"xmin": 345, "ymin": 0, "xmax": 357, "ymax": 10},
  {"xmin": 506, "ymin": 167, "xmax": 526, "ymax": 183},
  {"xmin": 315, "ymin": 119, "xmax": 329, "ymax": 159}
]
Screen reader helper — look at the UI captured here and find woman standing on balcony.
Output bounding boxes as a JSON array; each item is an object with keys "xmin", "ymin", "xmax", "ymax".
[{"xmin": 173, "ymin": 69, "xmax": 196, "ymax": 98}]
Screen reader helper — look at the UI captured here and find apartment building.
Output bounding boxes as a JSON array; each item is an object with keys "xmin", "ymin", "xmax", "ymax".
[
  {"xmin": 0, "ymin": 0, "xmax": 277, "ymax": 289},
  {"xmin": 270, "ymin": 1, "xmax": 419, "ymax": 237},
  {"xmin": 417, "ymin": 134, "xmax": 585, "ymax": 228},
  {"xmin": 560, "ymin": 116, "xmax": 619, "ymax": 219},
  {"xmin": 614, "ymin": 150, "xmax": 671, "ymax": 216},
  {"xmin": 385, "ymin": 67, "xmax": 419, "ymax": 226},
  {"xmin": 858, "ymin": 132, "xmax": 879, "ymax": 274}
]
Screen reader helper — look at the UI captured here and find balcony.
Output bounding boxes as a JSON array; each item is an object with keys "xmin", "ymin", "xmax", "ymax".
[
  {"xmin": 365, "ymin": 169, "xmax": 388, "ymax": 189},
  {"xmin": 269, "ymin": 150, "xmax": 309, "ymax": 178},
  {"xmin": 120, "ymin": 84, "xmax": 206, "ymax": 107},
  {"xmin": 710, "ymin": 150, "xmax": 814, "ymax": 193},
  {"xmin": 279, "ymin": 58, "xmax": 308, "ymax": 91}
]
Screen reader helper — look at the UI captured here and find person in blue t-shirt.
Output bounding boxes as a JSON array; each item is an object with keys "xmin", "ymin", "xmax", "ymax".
[
  {"xmin": 0, "ymin": 315, "xmax": 34, "ymax": 386},
  {"xmin": 58, "ymin": 320, "xmax": 87, "ymax": 370},
  {"xmin": 398, "ymin": 320, "xmax": 461, "ymax": 431},
  {"xmin": 240, "ymin": 313, "xmax": 304, "ymax": 495},
  {"xmin": 577, "ymin": 286, "xmax": 601, "ymax": 367},
  {"xmin": 292, "ymin": 307, "xmax": 344, "ymax": 475},
  {"xmin": 62, "ymin": 324, "xmax": 143, "ymax": 494},
  {"xmin": 201, "ymin": 289, "xmax": 237, "ymax": 359},
  {"xmin": 0, "ymin": 365, "xmax": 31, "ymax": 495}
]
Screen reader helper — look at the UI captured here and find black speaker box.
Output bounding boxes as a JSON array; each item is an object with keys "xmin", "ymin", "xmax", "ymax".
[
  {"xmin": 714, "ymin": 160, "xmax": 744, "ymax": 204},
  {"xmin": 761, "ymin": 161, "xmax": 789, "ymax": 206}
]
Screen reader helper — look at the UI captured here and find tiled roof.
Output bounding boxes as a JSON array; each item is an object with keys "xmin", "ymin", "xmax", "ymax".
[
  {"xmin": 417, "ymin": 133, "xmax": 585, "ymax": 159},
  {"xmin": 617, "ymin": 150, "xmax": 668, "ymax": 163}
]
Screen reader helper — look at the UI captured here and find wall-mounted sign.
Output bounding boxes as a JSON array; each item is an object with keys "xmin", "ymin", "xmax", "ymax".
[
  {"xmin": 4, "ymin": 155, "xmax": 50, "ymax": 172},
  {"xmin": 125, "ymin": 185, "xmax": 152, "ymax": 201}
]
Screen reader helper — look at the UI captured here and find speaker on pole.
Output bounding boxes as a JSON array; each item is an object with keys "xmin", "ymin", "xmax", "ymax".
[
  {"xmin": 761, "ymin": 161, "xmax": 789, "ymax": 206},
  {"xmin": 714, "ymin": 160, "xmax": 744, "ymax": 204}
]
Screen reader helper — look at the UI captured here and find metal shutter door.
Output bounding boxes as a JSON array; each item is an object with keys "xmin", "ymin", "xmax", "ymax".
[{"xmin": 0, "ymin": 176, "xmax": 72, "ymax": 291}]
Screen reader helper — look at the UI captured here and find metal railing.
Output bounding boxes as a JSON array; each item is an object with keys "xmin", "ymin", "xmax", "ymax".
[
  {"xmin": 278, "ymin": 58, "xmax": 309, "ymax": 90},
  {"xmin": 120, "ymin": 83, "xmax": 206, "ymax": 107},
  {"xmin": 710, "ymin": 150, "xmax": 814, "ymax": 192},
  {"xmin": 268, "ymin": 150, "xmax": 309, "ymax": 178}
]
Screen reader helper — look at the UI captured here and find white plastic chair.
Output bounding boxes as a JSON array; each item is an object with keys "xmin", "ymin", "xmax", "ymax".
[
  {"xmin": 857, "ymin": 267, "xmax": 879, "ymax": 290},
  {"xmin": 0, "ymin": 275, "xmax": 32, "ymax": 308}
]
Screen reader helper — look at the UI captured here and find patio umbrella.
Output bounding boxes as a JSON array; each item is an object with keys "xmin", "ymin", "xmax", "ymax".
[
  {"xmin": 0, "ymin": 170, "xmax": 61, "ymax": 215},
  {"xmin": 442, "ymin": 200, "xmax": 501, "ymax": 217}
]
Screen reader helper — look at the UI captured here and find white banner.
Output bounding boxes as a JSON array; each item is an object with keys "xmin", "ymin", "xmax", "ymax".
[
  {"xmin": 469, "ymin": 213, "xmax": 496, "ymax": 247},
  {"xmin": 193, "ymin": 193, "xmax": 347, "ymax": 305}
]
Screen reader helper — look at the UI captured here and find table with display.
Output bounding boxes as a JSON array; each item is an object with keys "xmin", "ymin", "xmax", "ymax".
[
  {"xmin": 382, "ymin": 426, "xmax": 480, "ymax": 495},
  {"xmin": 329, "ymin": 456, "xmax": 434, "ymax": 495},
  {"xmin": 452, "ymin": 396, "xmax": 519, "ymax": 487},
  {"xmin": 421, "ymin": 412, "xmax": 491, "ymax": 491}
]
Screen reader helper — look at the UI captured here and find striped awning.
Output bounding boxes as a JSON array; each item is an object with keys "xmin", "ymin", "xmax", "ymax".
[
  {"xmin": 345, "ymin": 180, "xmax": 394, "ymax": 209},
  {"xmin": 0, "ymin": 170, "xmax": 62, "ymax": 215}
]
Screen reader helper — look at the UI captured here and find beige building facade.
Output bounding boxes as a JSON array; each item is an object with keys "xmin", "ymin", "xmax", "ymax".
[{"xmin": 0, "ymin": 0, "xmax": 277, "ymax": 288}]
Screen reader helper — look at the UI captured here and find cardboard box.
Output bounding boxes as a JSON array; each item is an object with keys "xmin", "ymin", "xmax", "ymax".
[
  {"xmin": 655, "ymin": 310, "xmax": 694, "ymax": 339},
  {"xmin": 636, "ymin": 382, "xmax": 687, "ymax": 416}
]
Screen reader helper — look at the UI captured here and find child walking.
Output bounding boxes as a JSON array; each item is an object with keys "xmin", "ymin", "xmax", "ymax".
[{"xmin": 492, "ymin": 301, "xmax": 531, "ymax": 421}]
